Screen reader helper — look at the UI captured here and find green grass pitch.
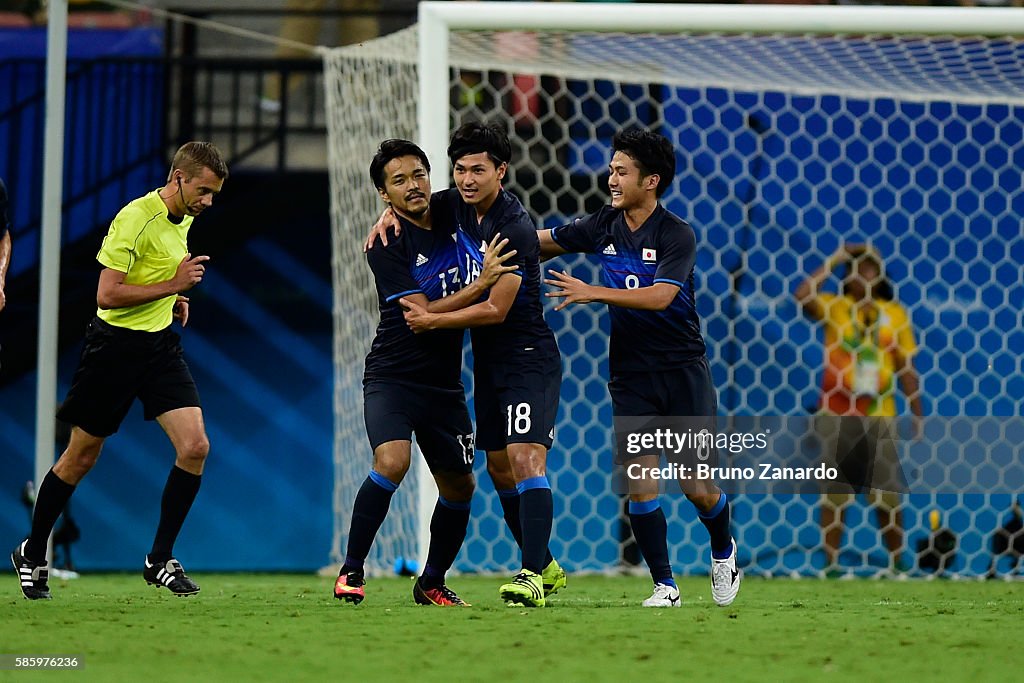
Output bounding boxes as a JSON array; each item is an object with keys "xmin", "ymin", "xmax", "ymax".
[{"xmin": 2, "ymin": 574, "xmax": 1021, "ymax": 681}]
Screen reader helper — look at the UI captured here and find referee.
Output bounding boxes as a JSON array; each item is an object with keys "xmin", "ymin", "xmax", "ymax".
[{"xmin": 12, "ymin": 142, "xmax": 227, "ymax": 600}]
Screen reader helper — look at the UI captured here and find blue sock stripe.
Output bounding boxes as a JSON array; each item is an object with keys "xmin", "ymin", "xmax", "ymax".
[
  {"xmin": 711, "ymin": 545, "xmax": 734, "ymax": 561},
  {"xmin": 515, "ymin": 476, "xmax": 550, "ymax": 494},
  {"xmin": 656, "ymin": 577, "xmax": 677, "ymax": 589},
  {"xmin": 438, "ymin": 496, "xmax": 472, "ymax": 511},
  {"xmin": 698, "ymin": 492, "xmax": 727, "ymax": 519},
  {"xmin": 368, "ymin": 470, "xmax": 399, "ymax": 493},
  {"xmin": 496, "ymin": 488, "xmax": 519, "ymax": 499},
  {"xmin": 628, "ymin": 499, "xmax": 661, "ymax": 516}
]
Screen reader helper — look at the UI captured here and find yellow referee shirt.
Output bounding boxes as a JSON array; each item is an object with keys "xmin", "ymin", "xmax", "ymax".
[{"xmin": 96, "ymin": 190, "xmax": 194, "ymax": 332}]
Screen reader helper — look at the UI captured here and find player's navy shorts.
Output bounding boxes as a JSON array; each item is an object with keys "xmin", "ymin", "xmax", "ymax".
[
  {"xmin": 472, "ymin": 345, "xmax": 561, "ymax": 452},
  {"xmin": 363, "ymin": 380, "xmax": 475, "ymax": 474},
  {"xmin": 58, "ymin": 317, "xmax": 201, "ymax": 438},
  {"xmin": 609, "ymin": 356, "xmax": 717, "ymax": 465}
]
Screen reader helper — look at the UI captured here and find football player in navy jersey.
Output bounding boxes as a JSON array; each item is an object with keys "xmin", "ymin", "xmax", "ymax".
[
  {"xmin": 334, "ymin": 139, "xmax": 518, "ymax": 607},
  {"xmin": 373, "ymin": 123, "xmax": 567, "ymax": 607},
  {"xmin": 539, "ymin": 129, "xmax": 741, "ymax": 607}
]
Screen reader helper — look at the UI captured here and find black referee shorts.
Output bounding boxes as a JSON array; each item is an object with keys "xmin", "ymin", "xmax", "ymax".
[{"xmin": 57, "ymin": 317, "xmax": 201, "ymax": 438}]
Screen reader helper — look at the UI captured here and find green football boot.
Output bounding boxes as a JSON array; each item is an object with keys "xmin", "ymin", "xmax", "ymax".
[
  {"xmin": 541, "ymin": 558, "xmax": 567, "ymax": 598},
  {"xmin": 499, "ymin": 569, "xmax": 545, "ymax": 607}
]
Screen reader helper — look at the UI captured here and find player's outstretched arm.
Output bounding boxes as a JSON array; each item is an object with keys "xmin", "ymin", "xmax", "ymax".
[
  {"xmin": 544, "ymin": 269, "xmax": 678, "ymax": 312},
  {"xmin": 427, "ymin": 234, "xmax": 518, "ymax": 314},
  {"xmin": 97, "ymin": 254, "xmax": 209, "ymax": 309},
  {"xmin": 537, "ymin": 228, "xmax": 569, "ymax": 262},
  {"xmin": 402, "ymin": 273, "xmax": 521, "ymax": 333}
]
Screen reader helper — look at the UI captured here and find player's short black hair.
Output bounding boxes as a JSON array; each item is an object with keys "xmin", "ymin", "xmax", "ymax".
[
  {"xmin": 447, "ymin": 121, "xmax": 511, "ymax": 168},
  {"xmin": 369, "ymin": 139, "xmax": 431, "ymax": 190},
  {"xmin": 612, "ymin": 129, "xmax": 676, "ymax": 197}
]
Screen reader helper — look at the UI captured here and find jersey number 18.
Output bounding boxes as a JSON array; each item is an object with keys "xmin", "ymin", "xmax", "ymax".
[
  {"xmin": 506, "ymin": 402, "xmax": 532, "ymax": 436},
  {"xmin": 464, "ymin": 254, "xmax": 482, "ymax": 285}
]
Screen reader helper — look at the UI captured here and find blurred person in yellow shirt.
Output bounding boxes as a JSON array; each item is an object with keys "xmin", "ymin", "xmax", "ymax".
[{"xmin": 796, "ymin": 244, "xmax": 923, "ymax": 577}]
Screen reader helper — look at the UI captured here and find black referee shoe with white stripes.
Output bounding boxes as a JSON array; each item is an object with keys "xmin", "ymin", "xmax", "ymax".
[
  {"xmin": 144, "ymin": 557, "xmax": 200, "ymax": 596},
  {"xmin": 11, "ymin": 540, "xmax": 52, "ymax": 600}
]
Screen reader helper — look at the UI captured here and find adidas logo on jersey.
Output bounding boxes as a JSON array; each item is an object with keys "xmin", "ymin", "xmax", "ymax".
[
  {"xmin": 415, "ymin": 253, "xmax": 429, "ymax": 266},
  {"xmin": 480, "ymin": 240, "xmax": 487, "ymax": 252},
  {"xmin": 602, "ymin": 243, "xmax": 617, "ymax": 256}
]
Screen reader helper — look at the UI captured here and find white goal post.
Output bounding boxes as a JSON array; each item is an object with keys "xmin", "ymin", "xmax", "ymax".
[
  {"xmin": 324, "ymin": 2, "xmax": 1024, "ymax": 579},
  {"xmin": 417, "ymin": 2, "xmax": 1024, "ymax": 194}
]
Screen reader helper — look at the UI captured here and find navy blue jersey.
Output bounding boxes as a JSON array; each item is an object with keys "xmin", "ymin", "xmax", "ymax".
[
  {"xmin": 363, "ymin": 215, "xmax": 464, "ymax": 388},
  {"xmin": 432, "ymin": 188, "xmax": 556, "ymax": 359},
  {"xmin": 550, "ymin": 204, "xmax": 706, "ymax": 374}
]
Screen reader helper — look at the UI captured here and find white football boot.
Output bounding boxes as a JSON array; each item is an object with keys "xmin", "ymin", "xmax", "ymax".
[
  {"xmin": 711, "ymin": 539, "xmax": 742, "ymax": 607},
  {"xmin": 642, "ymin": 582, "xmax": 681, "ymax": 607}
]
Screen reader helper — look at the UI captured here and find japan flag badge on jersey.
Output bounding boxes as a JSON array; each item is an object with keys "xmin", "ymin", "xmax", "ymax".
[{"xmin": 642, "ymin": 248, "xmax": 657, "ymax": 262}]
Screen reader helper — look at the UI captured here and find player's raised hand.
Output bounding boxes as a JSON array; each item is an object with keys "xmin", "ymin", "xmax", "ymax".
[
  {"xmin": 544, "ymin": 268, "xmax": 597, "ymax": 311},
  {"xmin": 479, "ymin": 233, "xmax": 518, "ymax": 287},
  {"xmin": 174, "ymin": 253, "xmax": 210, "ymax": 291},
  {"xmin": 363, "ymin": 206, "xmax": 403, "ymax": 252},
  {"xmin": 173, "ymin": 295, "xmax": 190, "ymax": 328},
  {"xmin": 399, "ymin": 296, "xmax": 435, "ymax": 333},
  {"xmin": 824, "ymin": 245, "xmax": 852, "ymax": 270}
]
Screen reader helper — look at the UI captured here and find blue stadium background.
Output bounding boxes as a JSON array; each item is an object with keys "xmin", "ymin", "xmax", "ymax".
[
  {"xmin": 2, "ymin": 29, "xmax": 1021, "ymax": 574},
  {"xmin": 461, "ymin": 81, "xmax": 1022, "ymax": 577},
  {"xmin": 0, "ymin": 27, "xmax": 334, "ymax": 572}
]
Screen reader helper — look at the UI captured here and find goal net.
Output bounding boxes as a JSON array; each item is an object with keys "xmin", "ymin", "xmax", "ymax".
[{"xmin": 324, "ymin": 4, "xmax": 1024, "ymax": 578}]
